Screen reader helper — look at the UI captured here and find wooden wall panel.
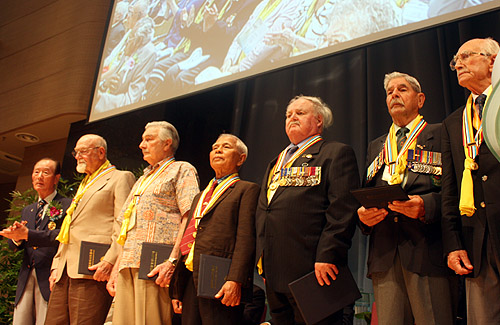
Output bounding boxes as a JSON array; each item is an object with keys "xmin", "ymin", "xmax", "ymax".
[{"xmin": 0, "ymin": 0, "xmax": 112, "ymax": 134}]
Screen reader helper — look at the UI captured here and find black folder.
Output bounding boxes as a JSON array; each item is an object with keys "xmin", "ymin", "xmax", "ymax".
[
  {"xmin": 78, "ymin": 241, "xmax": 110, "ymax": 275},
  {"xmin": 197, "ymin": 254, "xmax": 231, "ymax": 298},
  {"xmin": 288, "ymin": 265, "xmax": 361, "ymax": 325},
  {"xmin": 350, "ymin": 184, "xmax": 409, "ymax": 209},
  {"xmin": 138, "ymin": 242, "xmax": 173, "ymax": 280}
]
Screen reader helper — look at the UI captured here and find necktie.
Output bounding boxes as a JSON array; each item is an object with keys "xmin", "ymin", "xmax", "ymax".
[
  {"xmin": 35, "ymin": 199, "xmax": 47, "ymax": 230},
  {"xmin": 180, "ymin": 181, "xmax": 218, "ymax": 255},
  {"xmin": 396, "ymin": 127, "xmax": 409, "ymax": 153},
  {"xmin": 284, "ymin": 145, "xmax": 299, "ymax": 163},
  {"xmin": 475, "ymin": 94, "xmax": 487, "ymax": 120}
]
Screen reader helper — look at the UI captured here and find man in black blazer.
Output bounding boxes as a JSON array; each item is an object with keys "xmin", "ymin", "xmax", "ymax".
[
  {"xmin": 442, "ymin": 38, "xmax": 500, "ymax": 324},
  {"xmin": 0, "ymin": 158, "xmax": 71, "ymax": 325},
  {"xmin": 358, "ymin": 72, "xmax": 454, "ymax": 324},
  {"xmin": 255, "ymin": 95, "xmax": 360, "ymax": 324},
  {"xmin": 170, "ymin": 134, "xmax": 259, "ymax": 325}
]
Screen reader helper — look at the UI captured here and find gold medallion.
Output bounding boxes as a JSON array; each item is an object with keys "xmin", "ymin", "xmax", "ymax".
[{"xmin": 48, "ymin": 221, "xmax": 56, "ymax": 230}]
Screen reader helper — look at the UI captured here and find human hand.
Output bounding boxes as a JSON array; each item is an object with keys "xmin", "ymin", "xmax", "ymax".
[
  {"xmin": 106, "ymin": 263, "xmax": 120, "ymax": 297},
  {"xmin": 357, "ymin": 206, "xmax": 388, "ymax": 227},
  {"xmin": 172, "ymin": 299, "xmax": 183, "ymax": 314},
  {"xmin": 0, "ymin": 221, "xmax": 29, "ymax": 241},
  {"xmin": 148, "ymin": 260, "xmax": 175, "ymax": 287},
  {"xmin": 314, "ymin": 262, "xmax": 338, "ymax": 286},
  {"xmin": 214, "ymin": 281, "xmax": 242, "ymax": 306},
  {"xmin": 447, "ymin": 250, "xmax": 473, "ymax": 275},
  {"xmin": 88, "ymin": 260, "xmax": 113, "ymax": 282},
  {"xmin": 49, "ymin": 269, "xmax": 57, "ymax": 291},
  {"xmin": 388, "ymin": 195, "xmax": 425, "ymax": 220}
]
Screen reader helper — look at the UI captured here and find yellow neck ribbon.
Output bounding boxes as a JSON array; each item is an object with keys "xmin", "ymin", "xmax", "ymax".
[
  {"xmin": 116, "ymin": 157, "xmax": 175, "ymax": 245},
  {"xmin": 459, "ymin": 89, "xmax": 491, "ymax": 216},
  {"xmin": 383, "ymin": 115, "xmax": 427, "ymax": 185},
  {"xmin": 185, "ymin": 174, "xmax": 240, "ymax": 271},
  {"xmin": 56, "ymin": 161, "xmax": 115, "ymax": 244}
]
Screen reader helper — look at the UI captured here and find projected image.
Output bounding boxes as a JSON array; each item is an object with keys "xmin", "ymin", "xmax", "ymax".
[{"xmin": 91, "ymin": 0, "xmax": 496, "ymax": 120}]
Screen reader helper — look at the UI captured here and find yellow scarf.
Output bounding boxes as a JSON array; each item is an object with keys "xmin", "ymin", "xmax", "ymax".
[
  {"xmin": 56, "ymin": 161, "xmax": 115, "ymax": 244},
  {"xmin": 116, "ymin": 158, "xmax": 175, "ymax": 245},
  {"xmin": 459, "ymin": 88, "xmax": 491, "ymax": 216},
  {"xmin": 185, "ymin": 174, "xmax": 240, "ymax": 271}
]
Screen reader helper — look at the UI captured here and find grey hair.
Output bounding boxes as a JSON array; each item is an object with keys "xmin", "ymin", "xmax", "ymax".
[
  {"xmin": 479, "ymin": 37, "xmax": 500, "ymax": 55},
  {"xmin": 145, "ymin": 121, "xmax": 180, "ymax": 153},
  {"xmin": 217, "ymin": 134, "xmax": 248, "ymax": 157},
  {"xmin": 384, "ymin": 71, "xmax": 421, "ymax": 93},
  {"xmin": 288, "ymin": 95, "xmax": 333, "ymax": 129}
]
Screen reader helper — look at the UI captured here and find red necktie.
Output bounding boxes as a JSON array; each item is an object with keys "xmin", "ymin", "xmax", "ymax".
[{"xmin": 180, "ymin": 181, "xmax": 217, "ymax": 255}]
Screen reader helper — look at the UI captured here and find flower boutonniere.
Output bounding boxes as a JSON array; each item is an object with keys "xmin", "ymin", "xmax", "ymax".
[{"xmin": 47, "ymin": 201, "xmax": 64, "ymax": 230}]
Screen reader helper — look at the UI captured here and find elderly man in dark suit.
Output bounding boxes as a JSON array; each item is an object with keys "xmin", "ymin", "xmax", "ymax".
[
  {"xmin": 357, "ymin": 72, "xmax": 455, "ymax": 324},
  {"xmin": 1, "ymin": 158, "xmax": 71, "ymax": 325},
  {"xmin": 255, "ymin": 95, "xmax": 360, "ymax": 324},
  {"xmin": 170, "ymin": 134, "xmax": 259, "ymax": 325},
  {"xmin": 442, "ymin": 37, "xmax": 500, "ymax": 324}
]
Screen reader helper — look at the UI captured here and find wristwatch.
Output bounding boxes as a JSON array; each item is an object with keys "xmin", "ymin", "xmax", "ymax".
[{"xmin": 168, "ymin": 257, "xmax": 178, "ymax": 266}]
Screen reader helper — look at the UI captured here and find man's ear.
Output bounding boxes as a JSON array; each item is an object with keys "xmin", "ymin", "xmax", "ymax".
[{"xmin": 417, "ymin": 92, "xmax": 426, "ymax": 109}]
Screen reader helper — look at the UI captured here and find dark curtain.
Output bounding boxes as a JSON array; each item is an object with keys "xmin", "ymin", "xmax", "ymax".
[{"xmin": 63, "ymin": 7, "xmax": 500, "ymax": 300}]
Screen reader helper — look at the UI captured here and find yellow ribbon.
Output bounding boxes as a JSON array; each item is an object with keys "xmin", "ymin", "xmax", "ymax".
[
  {"xmin": 185, "ymin": 174, "xmax": 240, "ymax": 271},
  {"xmin": 459, "ymin": 157, "xmax": 476, "ymax": 217},
  {"xmin": 459, "ymin": 89, "xmax": 491, "ymax": 216},
  {"xmin": 117, "ymin": 158, "xmax": 175, "ymax": 245},
  {"xmin": 56, "ymin": 161, "xmax": 114, "ymax": 244}
]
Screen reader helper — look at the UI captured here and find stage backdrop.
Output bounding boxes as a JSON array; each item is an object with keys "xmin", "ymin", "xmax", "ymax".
[{"xmin": 62, "ymin": 8, "xmax": 500, "ymax": 305}]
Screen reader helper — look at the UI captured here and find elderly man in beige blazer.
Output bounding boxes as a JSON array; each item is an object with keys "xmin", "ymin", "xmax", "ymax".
[{"xmin": 44, "ymin": 134, "xmax": 135, "ymax": 325}]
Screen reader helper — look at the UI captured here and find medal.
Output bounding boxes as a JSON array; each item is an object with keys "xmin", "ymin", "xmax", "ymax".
[{"xmin": 48, "ymin": 221, "xmax": 56, "ymax": 230}]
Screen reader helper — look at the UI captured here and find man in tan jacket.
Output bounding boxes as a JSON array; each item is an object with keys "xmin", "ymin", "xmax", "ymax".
[{"xmin": 45, "ymin": 134, "xmax": 135, "ymax": 325}]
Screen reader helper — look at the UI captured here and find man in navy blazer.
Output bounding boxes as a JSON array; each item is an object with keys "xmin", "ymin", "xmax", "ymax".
[
  {"xmin": 255, "ymin": 95, "xmax": 360, "ymax": 324},
  {"xmin": 442, "ymin": 38, "xmax": 500, "ymax": 324},
  {"xmin": 1, "ymin": 158, "xmax": 71, "ymax": 325},
  {"xmin": 358, "ymin": 72, "xmax": 454, "ymax": 324}
]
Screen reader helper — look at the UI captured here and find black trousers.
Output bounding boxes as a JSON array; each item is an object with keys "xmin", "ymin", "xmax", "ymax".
[{"xmin": 181, "ymin": 272, "xmax": 244, "ymax": 325}]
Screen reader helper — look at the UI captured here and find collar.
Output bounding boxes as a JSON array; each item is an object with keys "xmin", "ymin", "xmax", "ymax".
[
  {"xmin": 287, "ymin": 134, "xmax": 320, "ymax": 150},
  {"xmin": 39, "ymin": 190, "xmax": 57, "ymax": 204},
  {"xmin": 144, "ymin": 156, "xmax": 174, "ymax": 174},
  {"xmin": 394, "ymin": 115, "xmax": 419, "ymax": 133},
  {"xmin": 214, "ymin": 173, "xmax": 234, "ymax": 184},
  {"xmin": 471, "ymin": 85, "xmax": 492, "ymax": 102}
]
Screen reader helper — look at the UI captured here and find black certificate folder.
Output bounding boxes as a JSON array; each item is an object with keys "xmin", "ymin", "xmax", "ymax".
[
  {"xmin": 197, "ymin": 254, "xmax": 231, "ymax": 299},
  {"xmin": 350, "ymin": 184, "xmax": 409, "ymax": 209},
  {"xmin": 138, "ymin": 242, "xmax": 173, "ymax": 280},
  {"xmin": 78, "ymin": 241, "xmax": 110, "ymax": 275},
  {"xmin": 288, "ymin": 265, "xmax": 361, "ymax": 325}
]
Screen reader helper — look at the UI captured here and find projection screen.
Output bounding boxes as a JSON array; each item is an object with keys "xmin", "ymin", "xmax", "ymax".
[{"xmin": 88, "ymin": 0, "xmax": 500, "ymax": 122}]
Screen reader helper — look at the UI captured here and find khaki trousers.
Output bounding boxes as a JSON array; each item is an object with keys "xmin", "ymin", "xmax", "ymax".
[{"xmin": 113, "ymin": 268, "xmax": 172, "ymax": 325}]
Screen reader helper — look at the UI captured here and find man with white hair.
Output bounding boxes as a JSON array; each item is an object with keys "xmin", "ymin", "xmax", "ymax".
[
  {"xmin": 442, "ymin": 37, "xmax": 500, "ymax": 324},
  {"xmin": 108, "ymin": 121, "xmax": 199, "ymax": 325},
  {"xmin": 45, "ymin": 134, "xmax": 135, "ymax": 324},
  {"xmin": 358, "ymin": 72, "xmax": 454, "ymax": 324},
  {"xmin": 170, "ymin": 134, "xmax": 259, "ymax": 324},
  {"xmin": 255, "ymin": 95, "xmax": 360, "ymax": 324}
]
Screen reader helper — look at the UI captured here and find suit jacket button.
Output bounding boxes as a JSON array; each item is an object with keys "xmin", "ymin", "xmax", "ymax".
[
  {"xmin": 393, "ymin": 216, "xmax": 398, "ymax": 222},
  {"xmin": 480, "ymin": 202, "xmax": 486, "ymax": 208},
  {"xmin": 482, "ymin": 175, "xmax": 488, "ymax": 182}
]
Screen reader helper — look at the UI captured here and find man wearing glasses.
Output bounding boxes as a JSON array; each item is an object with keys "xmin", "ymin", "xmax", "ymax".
[
  {"xmin": 44, "ymin": 134, "xmax": 135, "ymax": 324},
  {"xmin": 442, "ymin": 38, "xmax": 500, "ymax": 324}
]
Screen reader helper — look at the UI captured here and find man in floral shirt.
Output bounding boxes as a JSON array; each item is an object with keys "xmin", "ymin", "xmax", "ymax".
[
  {"xmin": 0, "ymin": 158, "xmax": 71, "ymax": 325},
  {"xmin": 108, "ymin": 121, "xmax": 199, "ymax": 325}
]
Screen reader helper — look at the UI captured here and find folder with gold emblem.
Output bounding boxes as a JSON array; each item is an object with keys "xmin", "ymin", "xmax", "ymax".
[
  {"xmin": 78, "ymin": 241, "xmax": 110, "ymax": 275},
  {"xmin": 138, "ymin": 242, "xmax": 173, "ymax": 280},
  {"xmin": 197, "ymin": 254, "xmax": 231, "ymax": 298}
]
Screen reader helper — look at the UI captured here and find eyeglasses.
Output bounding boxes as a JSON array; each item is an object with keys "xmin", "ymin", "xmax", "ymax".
[
  {"xmin": 72, "ymin": 147, "xmax": 99, "ymax": 157},
  {"xmin": 449, "ymin": 51, "xmax": 491, "ymax": 71}
]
